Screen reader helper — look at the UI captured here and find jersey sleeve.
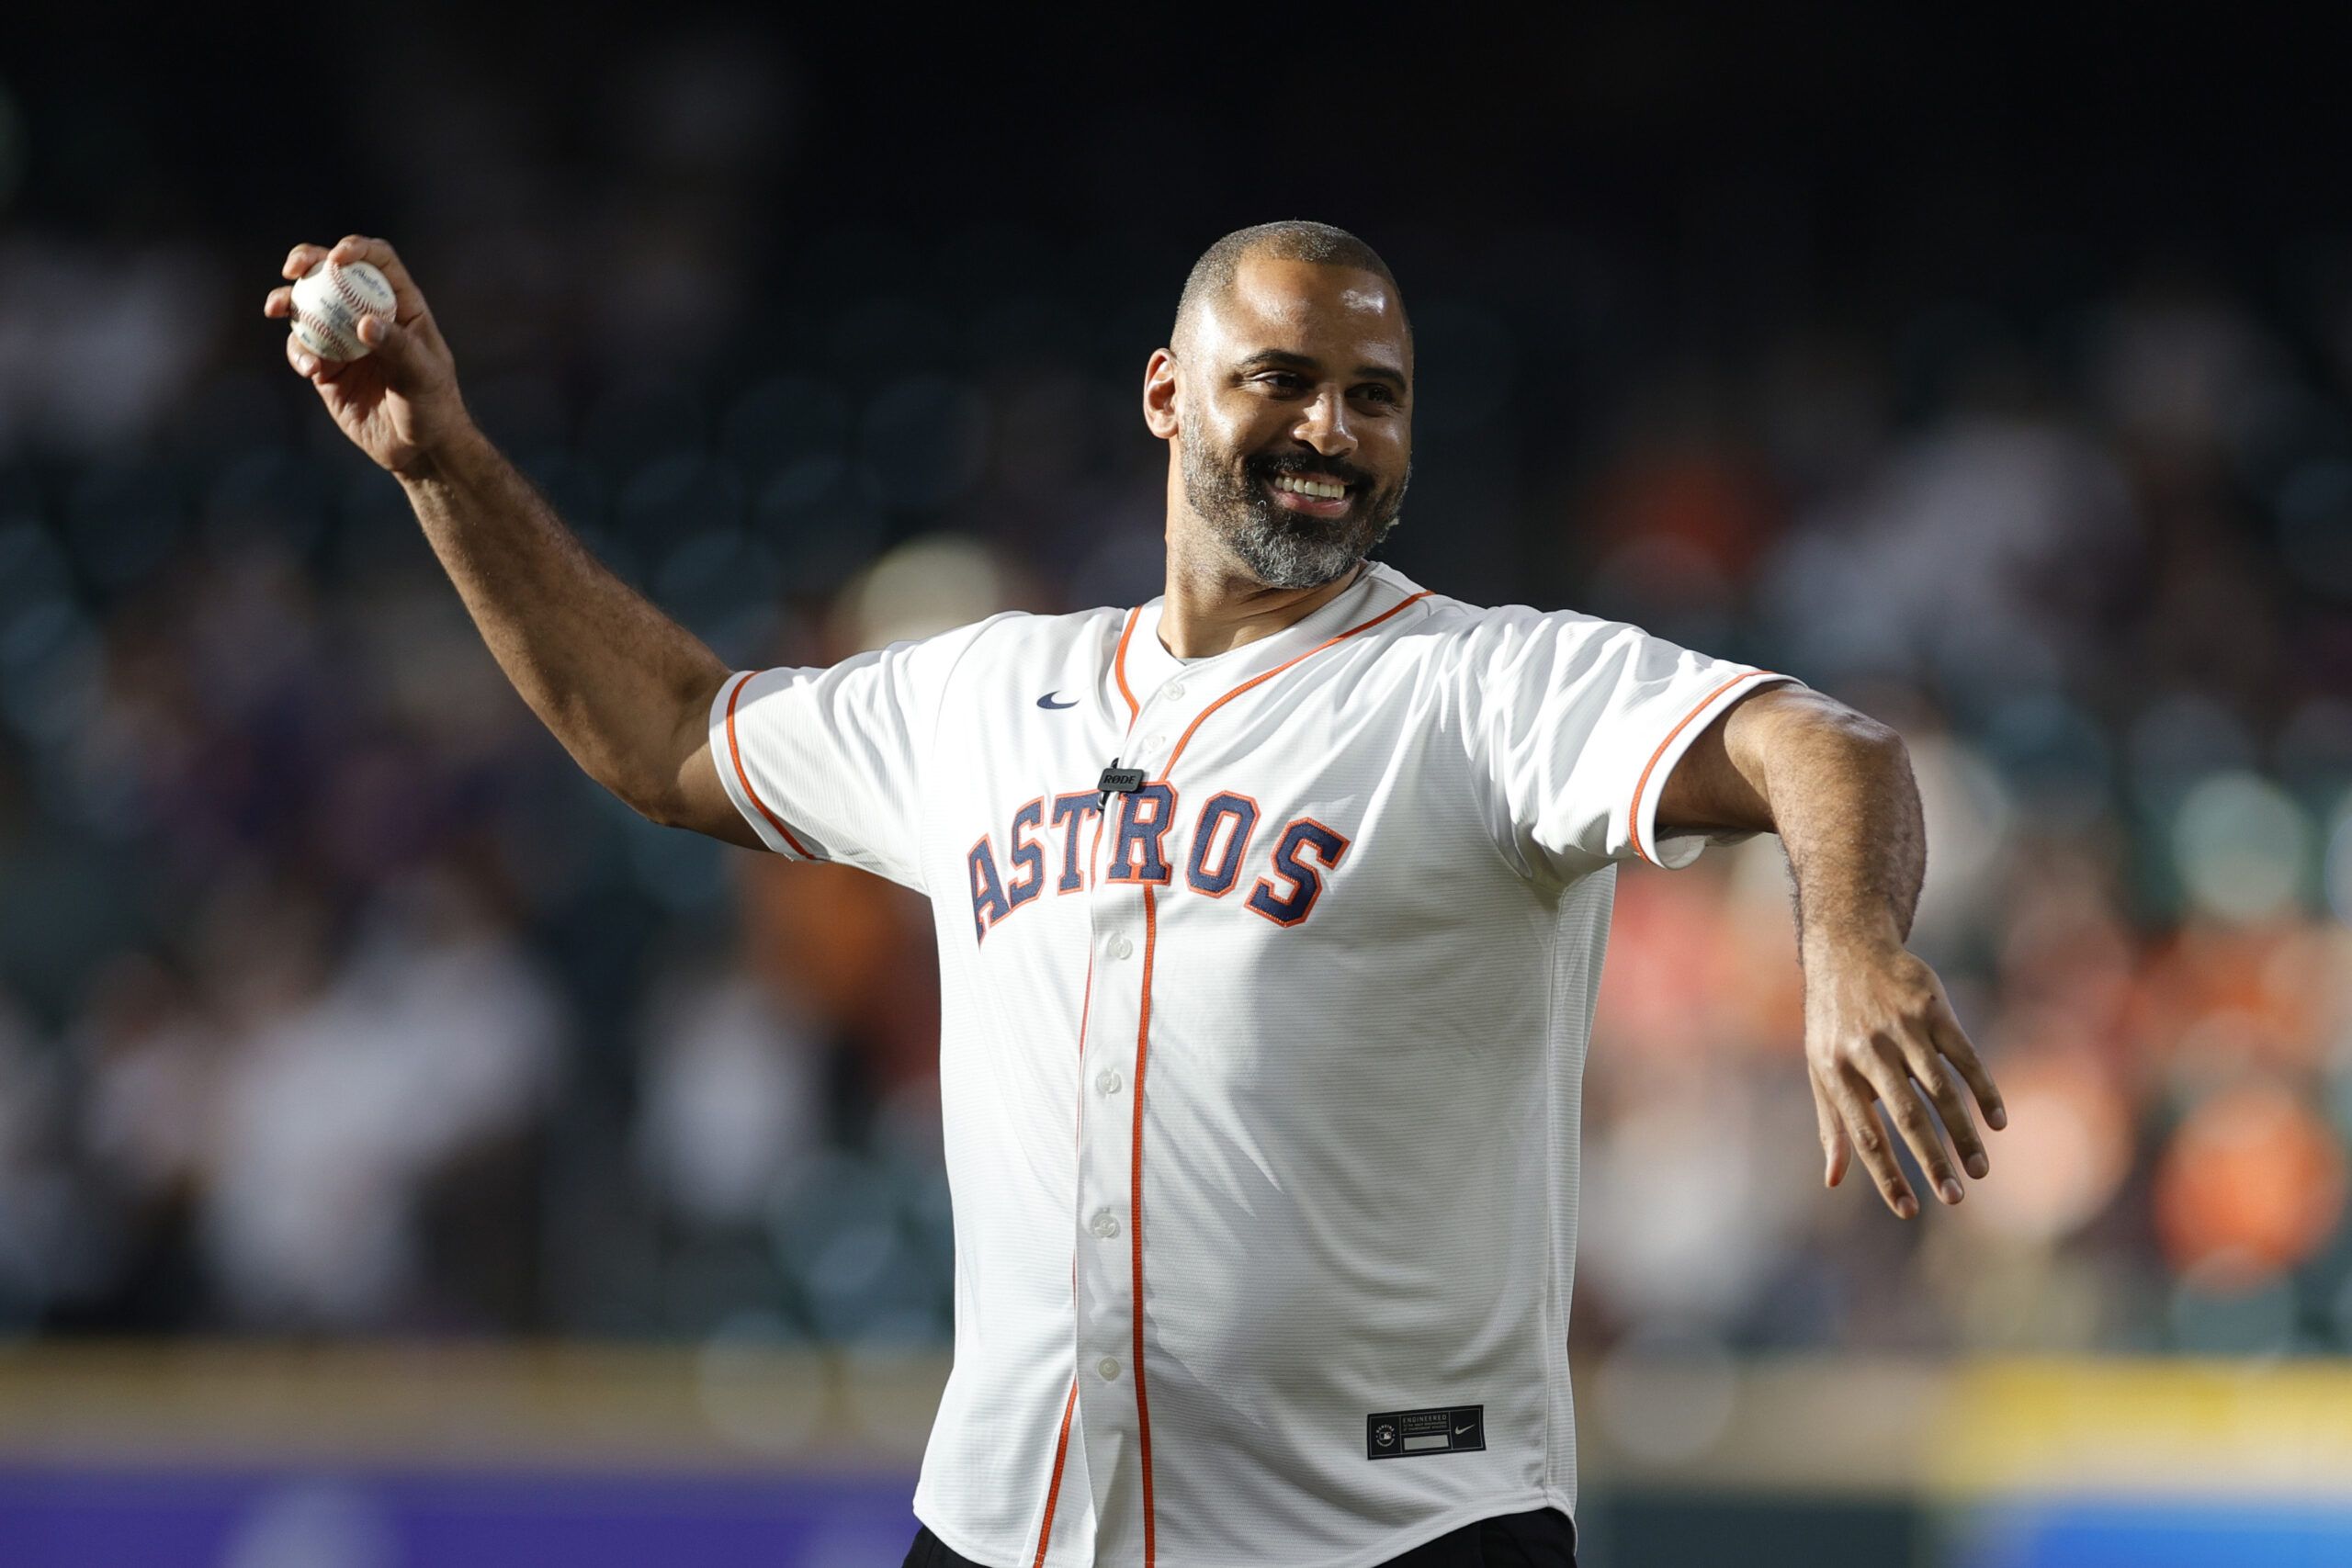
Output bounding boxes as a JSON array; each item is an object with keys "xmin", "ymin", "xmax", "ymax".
[
  {"xmin": 707, "ymin": 614, "xmax": 1015, "ymax": 894},
  {"xmin": 1462, "ymin": 605, "xmax": 1801, "ymax": 882}
]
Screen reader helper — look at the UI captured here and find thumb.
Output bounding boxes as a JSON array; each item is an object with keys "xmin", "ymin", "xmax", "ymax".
[{"xmin": 356, "ymin": 311, "xmax": 428, "ymax": 382}]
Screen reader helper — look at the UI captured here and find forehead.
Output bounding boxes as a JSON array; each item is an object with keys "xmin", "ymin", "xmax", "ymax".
[{"xmin": 1204, "ymin": 256, "xmax": 1409, "ymax": 364}]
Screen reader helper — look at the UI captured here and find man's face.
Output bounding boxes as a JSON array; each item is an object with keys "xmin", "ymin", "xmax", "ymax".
[{"xmin": 1172, "ymin": 257, "xmax": 1413, "ymax": 590}]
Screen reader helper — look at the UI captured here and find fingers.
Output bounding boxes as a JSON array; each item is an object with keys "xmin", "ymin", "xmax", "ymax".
[
  {"xmin": 1860, "ymin": 1039, "xmax": 1964, "ymax": 1207},
  {"xmin": 353, "ymin": 311, "xmax": 427, "ymax": 385},
  {"xmin": 284, "ymin": 329, "xmax": 321, "ymax": 380},
  {"xmin": 1934, "ymin": 1012, "xmax": 2007, "ymax": 1132},
  {"xmin": 1906, "ymin": 1043, "xmax": 1990, "ymax": 1181},
  {"xmin": 283, "ymin": 329, "xmax": 348, "ymax": 383},
  {"xmin": 327, "ymin": 234, "xmax": 428, "ymax": 322},
  {"xmin": 1811, "ymin": 1078, "xmax": 1849, "ymax": 1189},
  {"xmin": 1823, "ymin": 1062, "xmax": 1916, "ymax": 1218},
  {"xmin": 283, "ymin": 243, "xmax": 331, "ymax": 281}
]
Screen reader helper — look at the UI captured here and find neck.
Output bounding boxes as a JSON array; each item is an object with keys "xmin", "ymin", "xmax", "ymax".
[{"xmin": 1157, "ymin": 518, "xmax": 1368, "ymax": 660}]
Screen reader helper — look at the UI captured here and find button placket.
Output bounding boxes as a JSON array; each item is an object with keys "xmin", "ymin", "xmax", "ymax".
[{"xmin": 1074, "ymin": 868, "xmax": 1143, "ymax": 1450}]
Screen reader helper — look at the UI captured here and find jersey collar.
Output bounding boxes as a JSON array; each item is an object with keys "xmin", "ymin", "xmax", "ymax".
[{"xmin": 1119, "ymin": 562, "xmax": 1427, "ymax": 709}]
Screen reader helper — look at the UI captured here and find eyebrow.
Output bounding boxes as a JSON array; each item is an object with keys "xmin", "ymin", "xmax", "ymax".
[{"xmin": 1236, "ymin": 349, "xmax": 1409, "ymax": 392}]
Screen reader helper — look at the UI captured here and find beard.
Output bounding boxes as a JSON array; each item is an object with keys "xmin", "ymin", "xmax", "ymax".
[{"xmin": 1180, "ymin": 436, "xmax": 1410, "ymax": 591}]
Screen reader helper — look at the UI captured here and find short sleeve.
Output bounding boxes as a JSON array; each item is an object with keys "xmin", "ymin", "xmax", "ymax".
[
  {"xmin": 1462, "ymin": 606, "xmax": 1800, "ymax": 882},
  {"xmin": 707, "ymin": 614, "xmax": 1016, "ymax": 894}
]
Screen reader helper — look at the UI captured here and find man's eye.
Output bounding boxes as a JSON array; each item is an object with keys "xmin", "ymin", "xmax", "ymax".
[
  {"xmin": 1256, "ymin": 373, "xmax": 1304, "ymax": 390},
  {"xmin": 1356, "ymin": 385, "xmax": 1397, "ymax": 404}
]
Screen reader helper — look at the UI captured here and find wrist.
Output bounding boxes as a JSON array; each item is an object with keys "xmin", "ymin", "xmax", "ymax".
[
  {"xmin": 392, "ymin": 417, "xmax": 491, "ymax": 487},
  {"xmin": 1799, "ymin": 910, "xmax": 1906, "ymax": 965}
]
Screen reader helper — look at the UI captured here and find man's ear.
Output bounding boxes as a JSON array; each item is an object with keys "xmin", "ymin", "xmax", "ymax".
[{"xmin": 1142, "ymin": 348, "xmax": 1180, "ymax": 439}]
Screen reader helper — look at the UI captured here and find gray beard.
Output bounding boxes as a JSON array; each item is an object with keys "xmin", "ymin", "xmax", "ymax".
[{"xmin": 1180, "ymin": 441, "xmax": 1408, "ymax": 591}]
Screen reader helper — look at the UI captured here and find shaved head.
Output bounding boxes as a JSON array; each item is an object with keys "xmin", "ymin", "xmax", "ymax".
[{"xmin": 1171, "ymin": 220, "xmax": 1409, "ymax": 362}]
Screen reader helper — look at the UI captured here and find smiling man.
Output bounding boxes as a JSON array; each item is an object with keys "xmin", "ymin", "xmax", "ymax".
[
  {"xmin": 268, "ymin": 220, "xmax": 2004, "ymax": 1568},
  {"xmin": 1161, "ymin": 228, "xmax": 1413, "ymax": 598}
]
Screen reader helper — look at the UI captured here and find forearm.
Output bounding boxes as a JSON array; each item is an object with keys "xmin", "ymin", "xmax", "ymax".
[
  {"xmin": 398, "ymin": 425, "xmax": 731, "ymax": 815},
  {"xmin": 1742, "ymin": 698, "xmax": 1925, "ymax": 959}
]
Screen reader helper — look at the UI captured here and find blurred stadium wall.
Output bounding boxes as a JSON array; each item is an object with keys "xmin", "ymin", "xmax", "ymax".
[{"xmin": 6, "ymin": 8, "xmax": 2352, "ymax": 1566}]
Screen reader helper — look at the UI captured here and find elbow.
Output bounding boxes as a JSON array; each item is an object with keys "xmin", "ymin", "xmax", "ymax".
[
  {"xmin": 628, "ymin": 786, "xmax": 689, "ymax": 830},
  {"xmin": 622, "ymin": 772, "xmax": 704, "ymax": 831},
  {"xmin": 1864, "ymin": 716, "xmax": 1911, "ymax": 774},
  {"xmin": 1828, "ymin": 707, "xmax": 1915, "ymax": 796},
  {"xmin": 1795, "ymin": 692, "xmax": 1904, "ymax": 758},
  {"xmin": 1850, "ymin": 711, "xmax": 1906, "ymax": 760}
]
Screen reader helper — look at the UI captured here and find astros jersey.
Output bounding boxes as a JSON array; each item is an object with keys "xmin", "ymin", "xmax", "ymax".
[{"xmin": 708, "ymin": 561, "xmax": 1794, "ymax": 1568}]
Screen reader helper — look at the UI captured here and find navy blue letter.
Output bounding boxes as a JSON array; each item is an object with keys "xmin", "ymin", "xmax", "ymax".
[
  {"xmin": 1049, "ymin": 791, "xmax": 1102, "ymax": 893},
  {"xmin": 968, "ymin": 835, "xmax": 1012, "ymax": 941},
  {"xmin": 1184, "ymin": 792, "xmax": 1261, "ymax": 897},
  {"xmin": 1106, "ymin": 783, "xmax": 1179, "ymax": 886},
  {"xmin": 1005, "ymin": 796, "xmax": 1046, "ymax": 913},
  {"xmin": 1245, "ymin": 818, "xmax": 1351, "ymax": 926}
]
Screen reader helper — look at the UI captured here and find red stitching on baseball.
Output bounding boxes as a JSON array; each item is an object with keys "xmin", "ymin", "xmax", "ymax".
[
  {"xmin": 327, "ymin": 262, "xmax": 390, "ymax": 319},
  {"xmin": 294, "ymin": 306, "xmax": 361, "ymax": 358}
]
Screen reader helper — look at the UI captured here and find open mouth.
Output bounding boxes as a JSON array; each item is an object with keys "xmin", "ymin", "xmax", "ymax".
[{"xmin": 1261, "ymin": 471, "xmax": 1353, "ymax": 517}]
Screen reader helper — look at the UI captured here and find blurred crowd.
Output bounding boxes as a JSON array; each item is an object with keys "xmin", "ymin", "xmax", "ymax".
[{"xmin": 1, "ymin": 27, "xmax": 2349, "ymax": 1372}]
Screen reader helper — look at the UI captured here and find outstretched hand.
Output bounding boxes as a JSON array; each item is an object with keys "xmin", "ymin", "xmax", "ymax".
[
  {"xmin": 1804, "ymin": 936, "xmax": 2006, "ymax": 1218},
  {"xmin": 263, "ymin": 235, "xmax": 468, "ymax": 476}
]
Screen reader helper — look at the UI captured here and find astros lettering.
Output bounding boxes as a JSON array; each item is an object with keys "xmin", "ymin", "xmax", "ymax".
[{"xmin": 966, "ymin": 785, "xmax": 1350, "ymax": 941}]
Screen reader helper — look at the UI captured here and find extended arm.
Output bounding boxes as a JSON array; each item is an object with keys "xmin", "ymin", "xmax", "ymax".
[
  {"xmin": 265, "ymin": 237, "xmax": 755, "ymax": 847},
  {"xmin": 396, "ymin": 433, "xmax": 753, "ymax": 844},
  {"xmin": 1656, "ymin": 686, "xmax": 2007, "ymax": 1218}
]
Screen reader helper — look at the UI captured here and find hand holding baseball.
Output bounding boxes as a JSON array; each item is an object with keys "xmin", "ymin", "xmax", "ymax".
[{"xmin": 264, "ymin": 236, "xmax": 469, "ymax": 477}]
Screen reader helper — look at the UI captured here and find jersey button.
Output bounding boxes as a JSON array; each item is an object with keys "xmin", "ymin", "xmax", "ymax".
[
  {"xmin": 1162, "ymin": 682, "xmax": 1186, "ymax": 701},
  {"xmin": 1143, "ymin": 732, "xmax": 1167, "ymax": 750},
  {"xmin": 1091, "ymin": 1210, "xmax": 1120, "ymax": 1238},
  {"xmin": 1095, "ymin": 1069, "xmax": 1122, "ymax": 1095},
  {"xmin": 1097, "ymin": 1358, "xmax": 1120, "ymax": 1381},
  {"xmin": 1106, "ymin": 933, "xmax": 1133, "ymax": 960}
]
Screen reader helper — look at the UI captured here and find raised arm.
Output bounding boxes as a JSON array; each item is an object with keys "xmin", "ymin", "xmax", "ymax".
[
  {"xmin": 1655, "ymin": 685, "xmax": 2007, "ymax": 1218},
  {"xmin": 264, "ymin": 236, "xmax": 756, "ymax": 848}
]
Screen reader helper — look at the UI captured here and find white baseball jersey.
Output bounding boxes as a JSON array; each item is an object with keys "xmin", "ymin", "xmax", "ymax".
[{"xmin": 709, "ymin": 561, "xmax": 1794, "ymax": 1568}]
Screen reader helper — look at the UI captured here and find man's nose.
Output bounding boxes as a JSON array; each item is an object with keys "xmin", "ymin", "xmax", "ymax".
[{"xmin": 1292, "ymin": 388, "xmax": 1356, "ymax": 458}]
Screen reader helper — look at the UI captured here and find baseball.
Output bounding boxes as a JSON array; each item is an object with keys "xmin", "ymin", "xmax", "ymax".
[{"xmin": 289, "ymin": 258, "xmax": 396, "ymax": 362}]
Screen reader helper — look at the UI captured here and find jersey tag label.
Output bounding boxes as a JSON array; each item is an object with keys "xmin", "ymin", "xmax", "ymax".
[{"xmin": 1366, "ymin": 1404, "xmax": 1485, "ymax": 1460}]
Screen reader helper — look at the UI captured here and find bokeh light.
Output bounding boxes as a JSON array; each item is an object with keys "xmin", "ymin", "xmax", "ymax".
[
  {"xmin": 2153, "ymin": 1082, "xmax": 2347, "ymax": 1289},
  {"xmin": 2172, "ymin": 773, "xmax": 2312, "ymax": 924}
]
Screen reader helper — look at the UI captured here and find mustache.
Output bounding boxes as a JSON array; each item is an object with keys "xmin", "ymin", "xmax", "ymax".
[{"xmin": 1245, "ymin": 450, "xmax": 1377, "ymax": 491}]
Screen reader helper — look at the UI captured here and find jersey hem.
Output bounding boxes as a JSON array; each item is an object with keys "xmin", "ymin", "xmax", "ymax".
[
  {"xmin": 1627, "ymin": 670, "xmax": 1801, "ymax": 869},
  {"xmin": 912, "ymin": 1503, "xmax": 1025, "ymax": 1568},
  {"xmin": 706, "ymin": 670, "xmax": 820, "ymax": 861},
  {"xmin": 914, "ymin": 1489, "xmax": 1575, "ymax": 1568}
]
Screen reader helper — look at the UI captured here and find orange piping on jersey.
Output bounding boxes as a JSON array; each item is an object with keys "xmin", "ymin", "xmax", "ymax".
[
  {"xmin": 1130, "ymin": 882, "xmax": 1160, "ymax": 1566},
  {"xmin": 1097, "ymin": 582, "xmax": 1427, "ymax": 1565},
  {"xmin": 1159, "ymin": 590, "xmax": 1434, "ymax": 776},
  {"xmin": 724, "ymin": 671, "xmax": 820, "ymax": 859},
  {"xmin": 1113, "ymin": 605, "xmax": 1142, "ymax": 724},
  {"xmin": 1027, "ymin": 951, "xmax": 1091, "ymax": 1565},
  {"xmin": 1029, "ymin": 1374, "xmax": 1080, "ymax": 1568},
  {"xmin": 1028, "ymin": 728, "xmax": 1133, "ymax": 1563},
  {"xmin": 1626, "ymin": 669, "xmax": 1779, "ymax": 866}
]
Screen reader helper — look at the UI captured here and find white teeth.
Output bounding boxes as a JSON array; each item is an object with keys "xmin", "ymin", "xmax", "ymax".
[{"xmin": 1272, "ymin": 475, "xmax": 1348, "ymax": 500}]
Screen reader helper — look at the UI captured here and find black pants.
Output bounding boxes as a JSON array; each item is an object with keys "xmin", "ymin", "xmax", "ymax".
[{"xmin": 902, "ymin": 1506, "xmax": 1577, "ymax": 1567}]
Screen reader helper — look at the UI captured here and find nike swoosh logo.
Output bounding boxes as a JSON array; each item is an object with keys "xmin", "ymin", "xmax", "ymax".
[
  {"xmin": 1036, "ymin": 692, "xmax": 1078, "ymax": 709},
  {"xmin": 1453, "ymin": 1424, "xmax": 1476, "ymax": 1436}
]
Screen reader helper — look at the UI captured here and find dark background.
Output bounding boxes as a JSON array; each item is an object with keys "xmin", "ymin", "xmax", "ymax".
[{"xmin": 1, "ymin": 2, "xmax": 2348, "ymax": 1367}]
